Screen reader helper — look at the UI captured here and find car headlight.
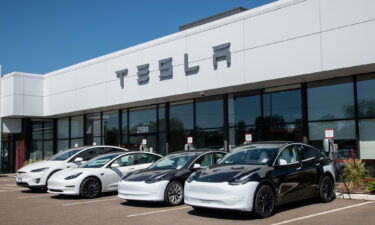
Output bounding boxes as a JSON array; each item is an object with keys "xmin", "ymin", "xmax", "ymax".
[
  {"xmin": 65, "ymin": 172, "xmax": 82, "ymax": 180},
  {"xmin": 146, "ymin": 173, "xmax": 168, "ymax": 183},
  {"xmin": 30, "ymin": 167, "xmax": 49, "ymax": 173},
  {"xmin": 186, "ymin": 171, "xmax": 200, "ymax": 183},
  {"xmin": 228, "ymin": 172, "xmax": 254, "ymax": 185}
]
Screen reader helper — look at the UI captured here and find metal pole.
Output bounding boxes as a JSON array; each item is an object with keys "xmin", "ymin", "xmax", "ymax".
[{"xmin": 0, "ymin": 117, "xmax": 3, "ymax": 171}]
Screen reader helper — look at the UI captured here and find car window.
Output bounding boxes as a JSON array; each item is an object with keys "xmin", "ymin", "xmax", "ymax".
[
  {"xmin": 82, "ymin": 154, "xmax": 120, "ymax": 168},
  {"xmin": 275, "ymin": 145, "xmax": 299, "ymax": 166},
  {"xmin": 149, "ymin": 152, "xmax": 198, "ymax": 170},
  {"xmin": 112, "ymin": 154, "xmax": 135, "ymax": 167},
  {"xmin": 136, "ymin": 153, "xmax": 160, "ymax": 165},
  {"xmin": 219, "ymin": 146, "xmax": 278, "ymax": 165},
  {"xmin": 194, "ymin": 153, "xmax": 213, "ymax": 168},
  {"xmin": 299, "ymin": 145, "xmax": 323, "ymax": 161},
  {"xmin": 214, "ymin": 152, "xmax": 226, "ymax": 163},
  {"xmin": 74, "ymin": 148, "xmax": 99, "ymax": 161},
  {"xmin": 48, "ymin": 148, "xmax": 81, "ymax": 161},
  {"xmin": 101, "ymin": 147, "xmax": 125, "ymax": 154}
]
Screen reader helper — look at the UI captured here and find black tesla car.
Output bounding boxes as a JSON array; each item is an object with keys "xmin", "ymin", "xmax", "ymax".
[
  {"xmin": 184, "ymin": 142, "xmax": 336, "ymax": 218},
  {"xmin": 118, "ymin": 149, "xmax": 226, "ymax": 206}
]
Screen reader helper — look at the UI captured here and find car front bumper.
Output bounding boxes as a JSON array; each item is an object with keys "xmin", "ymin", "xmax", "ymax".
[
  {"xmin": 184, "ymin": 181, "xmax": 259, "ymax": 212},
  {"xmin": 47, "ymin": 178, "xmax": 80, "ymax": 195},
  {"xmin": 16, "ymin": 171, "xmax": 48, "ymax": 188},
  {"xmin": 118, "ymin": 180, "xmax": 169, "ymax": 201}
]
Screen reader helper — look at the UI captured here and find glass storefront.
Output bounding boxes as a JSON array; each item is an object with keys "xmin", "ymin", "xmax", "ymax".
[
  {"xmin": 30, "ymin": 119, "xmax": 54, "ymax": 160},
  {"xmin": 39, "ymin": 73, "xmax": 374, "ymax": 175}
]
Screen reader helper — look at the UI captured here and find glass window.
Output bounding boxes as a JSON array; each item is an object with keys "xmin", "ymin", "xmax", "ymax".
[
  {"xmin": 229, "ymin": 126, "xmax": 259, "ymax": 146},
  {"xmin": 71, "ymin": 138, "xmax": 84, "ymax": 148},
  {"xmin": 102, "ymin": 111, "xmax": 119, "ymax": 146},
  {"xmin": 57, "ymin": 118, "xmax": 69, "ymax": 139},
  {"xmin": 276, "ymin": 145, "xmax": 299, "ymax": 165},
  {"xmin": 170, "ymin": 100, "xmax": 193, "ymax": 131},
  {"xmin": 122, "ymin": 110, "xmax": 128, "ymax": 135},
  {"xmin": 359, "ymin": 119, "xmax": 375, "ymax": 159},
  {"xmin": 112, "ymin": 154, "xmax": 136, "ymax": 167},
  {"xmin": 194, "ymin": 153, "xmax": 213, "ymax": 168},
  {"xmin": 128, "ymin": 135, "xmax": 157, "ymax": 152},
  {"xmin": 30, "ymin": 119, "xmax": 55, "ymax": 160},
  {"xmin": 308, "ymin": 78, "xmax": 354, "ymax": 121},
  {"xmin": 196, "ymin": 128, "xmax": 224, "ymax": 149},
  {"xmin": 308, "ymin": 120, "xmax": 356, "ymax": 141},
  {"xmin": 357, "ymin": 74, "xmax": 375, "ymax": 118},
  {"xmin": 43, "ymin": 141, "xmax": 54, "ymax": 158},
  {"xmin": 57, "ymin": 140, "xmax": 70, "ymax": 151},
  {"xmin": 228, "ymin": 93, "xmax": 261, "ymax": 127},
  {"xmin": 219, "ymin": 146, "xmax": 278, "ymax": 165},
  {"xmin": 214, "ymin": 152, "xmax": 226, "ymax": 163},
  {"xmin": 31, "ymin": 121, "xmax": 43, "ymax": 140},
  {"xmin": 83, "ymin": 154, "xmax": 120, "ymax": 168},
  {"xmin": 159, "ymin": 104, "xmax": 166, "ymax": 132},
  {"xmin": 73, "ymin": 148, "xmax": 99, "ymax": 161},
  {"xmin": 196, "ymin": 96, "xmax": 223, "ymax": 129},
  {"xmin": 71, "ymin": 116, "xmax": 84, "ymax": 138},
  {"xmin": 136, "ymin": 153, "xmax": 160, "ymax": 164},
  {"xmin": 263, "ymin": 89, "xmax": 302, "ymax": 124},
  {"xmin": 129, "ymin": 106, "xmax": 157, "ymax": 134},
  {"xmin": 30, "ymin": 140, "xmax": 43, "ymax": 160},
  {"xmin": 85, "ymin": 113, "xmax": 101, "ymax": 145},
  {"xmin": 299, "ymin": 145, "xmax": 323, "ymax": 161},
  {"xmin": 169, "ymin": 130, "xmax": 194, "ymax": 153},
  {"xmin": 43, "ymin": 121, "xmax": 54, "ymax": 140},
  {"xmin": 149, "ymin": 152, "xmax": 198, "ymax": 170}
]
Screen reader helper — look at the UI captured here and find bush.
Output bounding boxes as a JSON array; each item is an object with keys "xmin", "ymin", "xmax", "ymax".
[
  {"xmin": 343, "ymin": 159, "xmax": 368, "ymax": 190},
  {"xmin": 366, "ymin": 180, "xmax": 375, "ymax": 193}
]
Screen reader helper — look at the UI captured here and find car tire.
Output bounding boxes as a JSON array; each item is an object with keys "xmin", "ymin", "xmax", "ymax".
[
  {"xmin": 80, "ymin": 177, "xmax": 101, "ymax": 199},
  {"xmin": 164, "ymin": 181, "xmax": 184, "ymax": 206},
  {"xmin": 319, "ymin": 176, "xmax": 335, "ymax": 203},
  {"xmin": 253, "ymin": 184, "xmax": 275, "ymax": 218}
]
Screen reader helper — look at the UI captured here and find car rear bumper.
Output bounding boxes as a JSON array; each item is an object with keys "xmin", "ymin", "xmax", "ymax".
[
  {"xmin": 118, "ymin": 180, "xmax": 169, "ymax": 201},
  {"xmin": 184, "ymin": 181, "xmax": 259, "ymax": 212}
]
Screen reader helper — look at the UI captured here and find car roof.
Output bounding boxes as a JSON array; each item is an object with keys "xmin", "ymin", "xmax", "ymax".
[
  {"xmin": 235, "ymin": 141, "xmax": 293, "ymax": 149},
  {"xmin": 170, "ymin": 149, "xmax": 226, "ymax": 155}
]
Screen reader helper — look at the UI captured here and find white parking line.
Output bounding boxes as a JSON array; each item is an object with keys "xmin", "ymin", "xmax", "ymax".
[
  {"xmin": 0, "ymin": 189, "xmax": 19, "ymax": 193},
  {"xmin": 62, "ymin": 198, "xmax": 119, "ymax": 206},
  {"xmin": 127, "ymin": 206, "xmax": 191, "ymax": 218},
  {"xmin": 271, "ymin": 201, "xmax": 374, "ymax": 225},
  {"xmin": 18, "ymin": 194, "xmax": 54, "ymax": 199}
]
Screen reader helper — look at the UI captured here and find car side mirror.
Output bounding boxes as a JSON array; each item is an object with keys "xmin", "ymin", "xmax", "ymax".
[
  {"xmin": 193, "ymin": 164, "xmax": 201, "ymax": 169},
  {"xmin": 111, "ymin": 163, "xmax": 120, "ymax": 168},
  {"xmin": 74, "ymin": 157, "xmax": 83, "ymax": 163}
]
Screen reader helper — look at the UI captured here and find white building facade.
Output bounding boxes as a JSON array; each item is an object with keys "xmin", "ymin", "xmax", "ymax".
[{"xmin": 1, "ymin": 0, "xmax": 375, "ymax": 173}]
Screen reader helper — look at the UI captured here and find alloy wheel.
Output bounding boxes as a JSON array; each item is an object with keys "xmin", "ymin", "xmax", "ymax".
[
  {"xmin": 320, "ymin": 176, "xmax": 335, "ymax": 202},
  {"xmin": 254, "ymin": 185, "xmax": 274, "ymax": 218},
  {"xmin": 166, "ymin": 181, "xmax": 183, "ymax": 205},
  {"xmin": 81, "ymin": 178, "xmax": 101, "ymax": 199}
]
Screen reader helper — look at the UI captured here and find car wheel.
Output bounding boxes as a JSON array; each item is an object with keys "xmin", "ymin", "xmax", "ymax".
[
  {"xmin": 253, "ymin": 185, "xmax": 275, "ymax": 218},
  {"xmin": 319, "ymin": 176, "xmax": 335, "ymax": 203},
  {"xmin": 165, "ymin": 181, "xmax": 184, "ymax": 206},
  {"xmin": 80, "ymin": 177, "xmax": 101, "ymax": 199}
]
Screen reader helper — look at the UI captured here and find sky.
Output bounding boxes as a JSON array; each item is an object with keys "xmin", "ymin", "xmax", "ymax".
[{"xmin": 0, "ymin": 0, "xmax": 276, "ymax": 75}]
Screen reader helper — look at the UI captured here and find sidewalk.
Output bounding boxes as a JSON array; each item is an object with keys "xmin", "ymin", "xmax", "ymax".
[{"xmin": 337, "ymin": 192, "xmax": 375, "ymax": 201}]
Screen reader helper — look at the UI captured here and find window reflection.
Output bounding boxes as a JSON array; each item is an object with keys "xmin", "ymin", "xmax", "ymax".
[
  {"xmin": 102, "ymin": 111, "xmax": 119, "ymax": 146},
  {"xmin": 228, "ymin": 92, "xmax": 261, "ymax": 127},
  {"xmin": 308, "ymin": 78, "xmax": 354, "ymax": 121},
  {"xmin": 129, "ymin": 106, "xmax": 157, "ymax": 134},
  {"xmin": 196, "ymin": 96, "xmax": 223, "ymax": 129},
  {"xmin": 170, "ymin": 101, "xmax": 193, "ymax": 131},
  {"xmin": 357, "ymin": 74, "xmax": 375, "ymax": 118}
]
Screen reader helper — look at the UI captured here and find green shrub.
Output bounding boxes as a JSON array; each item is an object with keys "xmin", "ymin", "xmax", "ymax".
[
  {"xmin": 366, "ymin": 180, "xmax": 375, "ymax": 193},
  {"xmin": 343, "ymin": 159, "xmax": 368, "ymax": 190}
]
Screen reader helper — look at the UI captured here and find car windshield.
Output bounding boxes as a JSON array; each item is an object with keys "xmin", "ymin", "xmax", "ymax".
[
  {"xmin": 219, "ymin": 145, "xmax": 279, "ymax": 165},
  {"xmin": 81, "ymin": 154, "xmax": 121, "ymax": 168},
  {"xmin": 149, "ymin": 152, "xmax": 198, "ymax": 170},
  {"xmin": 48, "ymin": 149, "xmax": 82, "ymax": 161}
]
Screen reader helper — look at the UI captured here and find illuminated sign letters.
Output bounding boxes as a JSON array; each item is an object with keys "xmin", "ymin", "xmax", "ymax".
[{"xmin": 116, "ymin": 42, "xmax": 230, "ymax": 88}]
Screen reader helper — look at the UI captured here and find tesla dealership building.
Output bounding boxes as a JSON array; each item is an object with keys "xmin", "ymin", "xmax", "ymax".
[{"xmin": 1, "ymin": 0, "xmax": 375, "ymax": 173}]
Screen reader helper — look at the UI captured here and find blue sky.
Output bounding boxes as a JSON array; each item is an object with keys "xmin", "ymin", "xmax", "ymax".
[{"xmin": 0, "ymin": 0, "xmax": 275, "ymax": 75}]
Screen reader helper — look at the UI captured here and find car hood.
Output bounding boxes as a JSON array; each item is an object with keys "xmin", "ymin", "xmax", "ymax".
[
  {"xmin": 17, "ymin": 161, "xmax": 66, "ymax": 172},
  {"xmin": 194, "ymin": 164, "xmax": 265, "ymax": 183},
  {"xmin": 124, "ymin": 169, "xmax": 178, "ymax": 182},
  {"xmin": 50, "ymin": 168, "xmax": 96, "ymax": 180}
]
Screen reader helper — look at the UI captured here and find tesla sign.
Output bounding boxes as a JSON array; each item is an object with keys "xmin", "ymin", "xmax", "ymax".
[{"xmin": 115, "ymin": 42, "xmax": 231, "ymax": 88}]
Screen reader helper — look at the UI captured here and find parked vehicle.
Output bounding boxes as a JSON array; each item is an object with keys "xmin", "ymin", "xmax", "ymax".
[
  {"xmin": 118, "ymin": 149, "xmax": 226, "ymax": 206},
  {"xmin": 184, "ymin": 142, "xmax": 336, "ymax": 218},
  {"xmin": 16, "ymin": 146, "xmax": 128, "ymax": 191},
  {"xmin": 47, "ymin": 151, "xmax": 162, "ymax": 198}
]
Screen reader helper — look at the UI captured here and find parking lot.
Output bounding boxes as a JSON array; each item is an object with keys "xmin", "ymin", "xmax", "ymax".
[{"xmin": 0, "ymin": 176, "xmax": 374, "ymax": 225}]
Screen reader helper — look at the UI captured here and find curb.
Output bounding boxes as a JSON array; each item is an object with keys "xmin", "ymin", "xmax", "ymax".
[{"xmin": 336, "ymin": 192, "xmax": 375, "ymax": 201}]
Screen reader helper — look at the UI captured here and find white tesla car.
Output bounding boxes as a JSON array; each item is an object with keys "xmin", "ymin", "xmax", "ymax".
[
  {"xmin": 47, "ymin": 151, "xmax": 162, "ymax": 198},
  {"xmin": 16, "ymin": 146, "xmax": 128, "ymax": 191}
]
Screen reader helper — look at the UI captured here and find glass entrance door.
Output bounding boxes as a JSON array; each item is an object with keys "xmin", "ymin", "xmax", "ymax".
[
  {"xmin": 127, "ymin": 134, "xmax": 157, "ymax": 153},
  {"xmin": 1, "ymin": 135, "xmax": 15, "ymax": 173}
]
